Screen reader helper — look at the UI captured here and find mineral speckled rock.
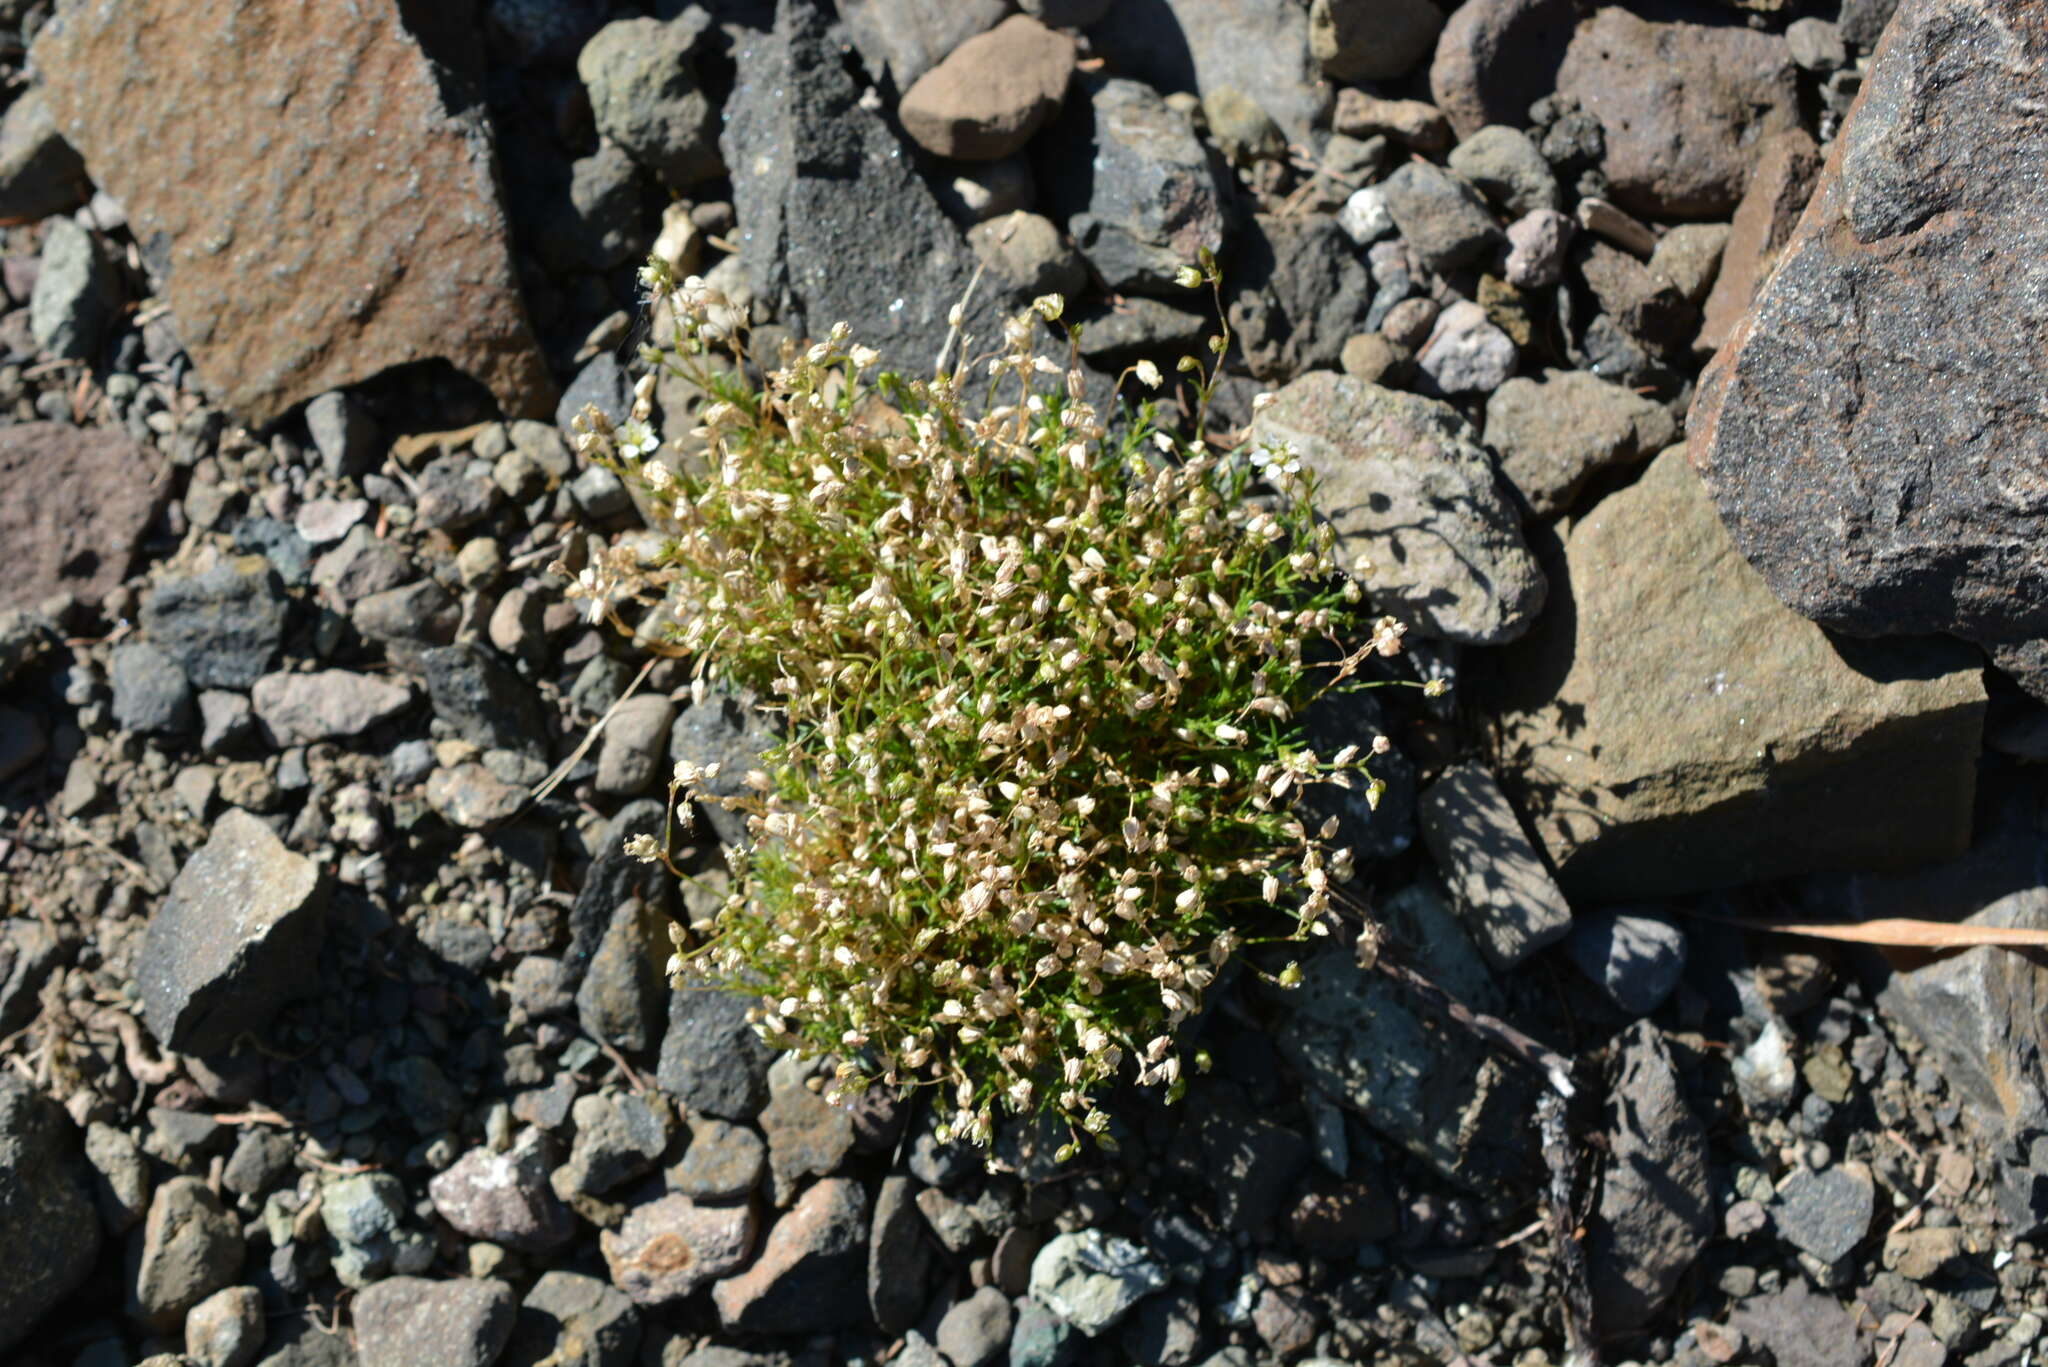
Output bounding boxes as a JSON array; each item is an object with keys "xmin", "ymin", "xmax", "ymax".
[
  {"xmin": 0, "ymin": 423, "xmax": 164, "ymax": 611},
  {"xmin": 1250, "ymin": 371, "xmax": 1546, "ymax": 645},
  {"xmin": 600, "ymin": 1192, "xmax": 760, "ymax": 1305},
  {"xmin": 0, "ymin": 1075, "xmax": 101, "ymax": 1353},
  {"xmin": 1488, "ymin": 448, "xmax": 1986, "ymax": 901},
  {"xmin": 353, "ymin": 1276, "xmax": 516, "ymax": 1367},
  {"xmin": 32, "ymin": 0, "xmax": 554, "ymax": 425},
  {"xmin": 139, "ymin": 808, "xmax": 329, "ymax": 1055},
  {"xmin": 1690, "ymin": 0, "xmax": 2048, "ymax": 695}
]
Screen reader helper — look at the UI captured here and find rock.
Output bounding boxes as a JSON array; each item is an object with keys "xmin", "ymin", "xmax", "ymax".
[
  {"xmin": 33, "ymin": 0, "xmax": 554, "ymax": 424},
  {"xmin": 1583, "ymin": 1024, "xmax": 1710, "ymax": 1332},
  {"xmin": 657, "ymin": 985, "xmax": 775, "ymax": 1121},
  {"xmin": 221, "ymin": 1128, "xmax": 295, "ymax": 1203},
  {"xmin": 899, "ymin": 15, "xmax": 1075, "ymax": 162},
  {"xmin": 1563, "ymin": 910, "xmax": 1687, "ymax": 1015},
  {"xmin": 140, "ymin": 809, "xmax": 328, "ymax": 1054},
  {"xmin": 293, "ymin": 498, "xmax": 368, "ymax": 547},
  {"xmin": 1251, "ymin": 372, "xmax": 1545, "ymax": 645},
  {"xmin": 0, "ymin": 88, "xmax": 88, "ymax": 221},
  {"xmin": 322, "ymin": 1171, "xmax": 427, "ymax": 1287},
  {"xmin": 1052, "ymin": 77, "xmax": 1226, "ymax": 296},
  {"xmin": 0, "ymin": 431, "xmax": 158, "ymax": 611},
  {"xmin": 667, "ymin": 690, "xmax": 777, "ymax": 846},
  {"xmin": 723, "ymin": 0, "xmax": 1008, "ymax": 380},
  {"xmin": 1446, "ymin": 125, "xmax": 1558, "ymax": 218},
  {"xmin": 1574, "ymin": 196, "xmax": 1658, "ymax": 258},
  {"xmin": 711, "ymin": 1177, "xmax": 870, "ymax": 1332},
  {"xmin": 112, "ymin": 641, "xmax": 198, "ymax": 736},
  {"xmin": 304, "ymin": 391, "xmax": 378, "ymax": 481},
  {"xmin": 1331, "ymin": 90, "xmax": 1450, "ymax": 155},
  {"xmin": 352, "ymin": 579, "xmax": 460, "ymax": 650},
  {"xmin": 430, "ymin": 1133, "xmax": 576, "ymax": 1253},
  {"xmin": 601, "ymin": 1192, "xmax": 759, "ymax": 1306},
  {"xmin": 251, "ymin": 670, "xmax": 412, "ymax": 746},
  {"xmin": 1176, "ymin": 1104, "xmax": 1309, "ymax": 1235},
  {"xmin": 1087, "ymin": 0, "xmax": 1328, "ymax": 147},
  {"xmin": 1285, "ymin": 1175, "xmax": 1399, "ymax": 1256},
  {"xmin": 1429, "ymin": 0, "xmax": 1577, "ymax": 141},
  {"xmin": 420, "ymin": 643, "xmax": 547, "ymax": 756},
  {"xmin": 426, "ymin": 762, "xmax": 527, "ymax": 829},
  {"xmin": 416, "ymin": 456, "xmax": 503, "ymax": 533},
  {"xmin": 670, "ymin": 1118, "xmax": 768, "ymax": 1202},
  {"xmin": 558, "ymin": 353, "xmax": 634, "ymax": 434},
  {"xmin": 1202, "ymin": 86, "xmax": 1286, "ymax": 166},
  {"xmin": 1695, "ymin": 128, "xmax": 1822, "ymax": 358},
  {"xmin": 1877, "ymin": 889, "xmax": 2048, "ymax": 1142},
  {"xmin": 0, "ymin": 707, "xmax": 44, "ymax": 786},
  {"xmin": 85, "ymin": 1118, "xmax": 153, "ymax": 1231},
  {"xmin": 1554, "ymin": 7, "xmax": 1801, "ymax": 218},
  {"xmin": 1376, "ymin": 161, "xmax": 1498, "ymax": 275},
  {"xmin": 1226, "ymin": 213, "xmax": 1375, "ymax": 383},
  {"xmin": 1788, "ymin": 16, "xmax": 1848, "ymax": 71},
  {"xmin": 940, "ymin": 1286, "xmax": 1018, "ymax": 1367},
  {"xmin": 1772, "ymin": 1162, "xmax": 1875, "ymax": 1267},
  {"xmin": 760, "ymin": 1054, "xmax": 858, "ymax": 1206},
  {"xmin": 554, "ymin": 1092, "xmax": 675, "ymax": 1200},
  {"xmin": 1649, "ymin": 222, "xmax": 1729, "ymax": 307},
  {"xmin": 869, "ymin": 1174, "xmax": 937, "ymax": 1336},
  {"xmin": 967, "ymin": 211, "xmax": 1088, "ymax": 299},
  {"xmin": 0, "ymin": 1075, "xmax": 100, "ymax": 1353},
  {"xmin": 936, "ymin": 157, "xmax": 1037, "ymax": 224},
  {"xmin": 1417, "ymin": 763, "xmax": 1572, "ymax": 970},
  {"xmin": 506, "ymin": 1271, "xmax": 642, "ymax": 1367},
  {"xmin": 1336, "ymin": 185, "xmax": 1393, "ymax": 246},
  {"xmin": 1488, "ymin": 448, "xmax": 1986, "ymax": 900},
  {"xmin": 312, "ymin": 526, "xmax": 413, "ymax": 606},
  {"xmin": 186, "ymin": 1284, "xmax": 263, "ymax": 1367},
  {"xmin": 1338, "ymin": 333, "xmax": 1410, "ymax": 387},
  {"xmin": 1482, "ymin": 368, "xmax": 1677, "ymax": 516},
  {"xmin": 594, "ymin": 694, "xmax": 677, "ymax": 798},
  {"xmin": 1841, "ymin": 0, "xmax": 1902, "ymax": 47},
  {"xmin": 1011, "ymin": 1297, "xmax": 1082, "ymax": 1367},
  {"xmin": 354, "ymin": 1277, "xmax": 514, "ymax": 1367},
  {"xmin": 1416, "ymin": 300, "xmax": 1517, "ymax": 397},
  {"xmin": 577, "ymin": 15, "xmax": 720, "ymax": 191},
  {"xmin": 1504, "ymin": 207, "xmax": 1573, "ymax": 290},
  {"xmin": 839, "ymin": 0, "xmax": 1011, "ymax": 90},
  {"xmin": 135, "ymin": 1177, "xmax": 245, "ymax": 1329},
  {"xmin": 1576, "ymin": 239, "xmax": 1693, "ymax": 351},
  {"xmin": 30, "ymin": 215, "xmax": 118, "ymax": 360},
  {"xmin": 575, "ymin": 895, "xmax": 671, "ymax": 1058},
  {"xmin": 1028, "ymin": 1230, "xmax": 1169, "ymax": 1336},
  {"xmin": 1069, "ymin": 295, "xmax": 1211, "ymax": 368},
  {"xmin": 1728, "ymin": 1282, "xmax": 1875, "ymax": 1367},
  {"xmin": 1310, "ymin": 0, "xmax": 1441, "ymax": 81},
  {"xmin": 1276, "ymin": 884, "xmax": 1528, "ymax": 1190}
]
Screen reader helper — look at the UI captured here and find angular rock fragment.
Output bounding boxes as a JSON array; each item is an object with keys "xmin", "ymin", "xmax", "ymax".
[
  {"xmin": 1418, "ymin": 763, "xmax": 1572, "ymax": 970},
  {"xmin": 1088, "ymin": 0, "xmax": 1329, "ymax": 147},
  {"xmin": 353, "ymin": 1277, "xmax": 516, "ymax": 1367},
  {"xmin": 1483, "ymin": 368, "xmax": 1676, "ymax": 517},
  {"xmin": 601, "ymin": 1192, "xmax": 760, "ymax": 1305},
  {"xmin": 1429, "ymin": 0, "xmax": 1577, "ymax": 141},
  {"xmin": 0, "ymin": 88, "xmax": 87, "ymax": 222},
  {"xmin": 133, "ymin": 1176, "xmax": 245, "ymax": 1330},
  {"xmin": 711, "ymin": 1177, "xmax": 870, "ymax": 1333},
  {"xmin": 251, "ymin": 670, "xmax": 413, "ymax": 746},
  {"xmin": 139, "ymin": 808, "xmax": 329, "ymax": 1054},
  {"xmin": 577, "ymin": 14, "xmax": 721, "ymax": 191},
  {"xmin": 1696, "ymin": 128, "xmax": 1822, "ymax": 358},
  {"xmin": 898, "ymin": 15, "xmax": 1075, "ymax": 162},
  {"xmin": 1588, "ymin": 1023, "xmax": 1711, "ymax": 1332},
  {"xmin": 1488, "ymin": 448, "xmax": 1985, "ymax": 901},
  {"xmin": 33, "ymin": 0, "xmax": 553, "ymax": 424},
  {"xmin": 0, "ymin": 1075, "xmax": 100, "ymax": 1353}
]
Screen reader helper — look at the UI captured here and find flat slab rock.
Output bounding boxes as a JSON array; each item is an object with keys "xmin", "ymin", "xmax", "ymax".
[
  {"xmin": 138, "ymin": 808, "xmax": 329, "ymax": 1054},
  {"xmin": 1487, "ymin": 447, "xmax": 1985, "ymax": 901},
  {"xmin": 32, "ymin": 0, "xmax": 553, "ymax": 426},
  {"xmin": 0, "ymin": 423, "xmax": 163, "ymax": 611},
  {"xmin": 1690, "ymin": 0, "xmax": 2048, "ymax": 692}
]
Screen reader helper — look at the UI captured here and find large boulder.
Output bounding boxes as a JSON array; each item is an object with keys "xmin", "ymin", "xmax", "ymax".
[
  {"xmin": 32, "ymin": 0, "xmax": 553, "ymax": 425},
  {"xmin": 0, "ymin": 1075, "xmax": 100, "ymax": 1352},
  {"xmin": 1690, "ymin": 0, "xmax": 2048, "ymax": 699},
  {"xmin": 1250, "ymin": 371, "xmax": 1546, "ymax": 645},
  {"xmin": 1487, "ymin": 448, "xmax": 1985, "ymax": 901}
]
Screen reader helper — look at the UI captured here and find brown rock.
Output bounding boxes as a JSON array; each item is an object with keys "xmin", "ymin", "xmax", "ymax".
[
  {"xmin": 1689, "ymin": 0, "xmax": 2048, "ymax": 692},
  {"xmin": 1330, "ymin": 89, "xmax": 1451, "ymax": 154},
  {"xmin": 1429, "ymin": 0, "xmax": 1578, "ymax": 141},
  {"xmin": 32, "ymin": 0, "xmax": 553, "ymax": 426},
  {"xmin": 0, "ymin": 423, "xmax": 163, "ymax": 611},
  {"xmin": 1695, "ymin": 128, "xmax": 1824, "ymax": 356},
  {"xmin": 898, "ymin": 15, "xmax": 1075, "ymax": 162},
  {"xmin": 711, "ymin": 1176, "xmax": 869, "ymax": 1333},
  {"xmin": 601, "ymin": 1192, "xmax": 760, "ymax": 1306},
  {"xmin": 1576, "ymin": 239, "xmax": 1695, "ymax": 351},
  {"xmin": 1555, "ymin": 7, "xmax": 1801, "ymax": 218}
]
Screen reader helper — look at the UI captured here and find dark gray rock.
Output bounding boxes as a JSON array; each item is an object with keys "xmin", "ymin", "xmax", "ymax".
[
  {"xmin": 1563, "ymin": 909, "xmax": 1686, "ymax": 1015},
  {"xmin": 711, "ymin": 1176, "xmax": 870, "ymax": 1332},
  {"xmin": 578, "ymin": 14, "xmax": 720, "ymax": 191},
  {"xmin": 1417, "ymin": 763, "xmax": 1573, "ymax": 971},
  {"xmin": 354, "ymin": 1277, "xmax": 516, "ymax": 1367},
  {"xmin": 1011, "ymin": 1296, "xmax": 1082, "ymax": 1367},
  {"xmin": 1087, "ymin": 0, "xmax": 1329, "ymax": 147},
  {"xmin": 420, "ymin": 642, "xmax": 547, "ymax": 756},
  {"xmin": 1727, "ymin": 1282, "xmax": 1876, "ymax": 1367},
  {"xmin": 352, "ymin": 578, "xmax": 460, "ymax": 650},
  {"xmin": 760, "ymin": 1053, "xmax": 856, "ymax": 1205},
  {"xmin": 429, "ymin": 1133, "xmax": 576, "ymax": 1253},
  {"xmin": 1048, "ymin": 77, "xmax": 1226, "ymax": 297},
  {"xmin": 557, "ymin": 352, "xmax": 635, "ymax": 435},
  {"xmin": 1446, "ymin": 124, "xmax": 1558, "ymax": 218},
  {"xmin": 553, "ymin": 1092, "xmax": 676, "ymax": 1199},
  {"xmin": 575, "ymin": 894, "xmax": 671, "ymax": 1058},
  {"xmin": 111, "ymin": 640, "xmax": 197, "ymax": 735},
  {"xmin": 506, "ymin": 1270, "xmax": 642, "ymax": 1367},
  {"xmin": 669, "ymin": 1117, "xmax": 767, "ymax": 1202},
  {"xmin": 1069, "ymin": 295, "xmax": 1211, "ymax": 369},
  {"xmin": 668, "ymin": 691, "xmax": 777, "ymax": 846},
  {"xmin": 134, "ymin": 1176, "xmax": 244, "ymax": 1329},
  {"xmin": 1120, "ymin": 1288, "xmax": 1206, "ymax": 1367},
  {"xmin": 869, "ymin": 1174, "xmax": 938, "ymax": 1337},
  {"xmin": 311, "ymin": 524, "xmax": 412, "ymax": 605},
  {"xmin": 142, "ymin": 557, "xmax": 290, "ymax": 690},
  {"xmin": 0, "ymin": 89, "xmax": 87, "ymax": 222},
  {"xmin": 304, "ymin": 390, "xmax": 379, "ymax": 480},
  {"xmin": 724, "ymin": 0, "xmax": 1007, "ymax": 379},
  {"xmin": 657, "ymin": 984, "xmax": 775, "ymax": 1120},
  {"xmin": 1771, "ymin": 1162, "xmax": 1876, "ymax": 1265},
  {"xmin": 839, "ymin": 0, "xmax": 1010, "ymax": 90},
  {"xmin": 1840, "ymin": 0, "xmax": 1901, "ymax": 47},
  {"xmin": 1176, "ymin": 1103, "xmax": 1309, "ymax": 1234},
  {"xmin": 1690, "ymin": 0, "xmax": 2048, "ymax": 693},
  {"xmin": 1587, "ymin": 1022, "xmax": 1710, "ymax": 1332},
  {"xmin": 0, "ymin": 1074, "xmax": 100, "ymax": 1352},
  {"xmin": 1377, "ymin": 160, "xmax": 1500, "ymax": 276},
  {"xmin": 223, "ymin": 1127, "xmax": 297, "ymax": 1202},
  {"xmin": 414, "ymin": 455, "xmax": 503, "ymax": 533},
  {"xmin": 0, "ymin": 916, "xmax": 62, "ymax": 1038},
  {"xmin": 30, "ymin": 215, "xmax": 119, "ymax": 360},
  {"xmin": 565, "ymin": 798, "xmax": 674, "ymax": 996},
  {"xmin": 1226, "ymin": 213, "xmax": 1374, "ymax": 383},
  {"xmin": 139, "ymin": 809, "xmax": 328, "ymax": 1055}
]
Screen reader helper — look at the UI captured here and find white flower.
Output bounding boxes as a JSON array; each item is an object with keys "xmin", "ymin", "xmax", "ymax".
[
  {"xmin": 1134, "ymin": 358, "xmax": 1162, "ymax": 389},
  {"xmin": 1174, "ymin": 264, "xmax": 1204, "ymax": 289},
  {"xmin": 616, "ymin": 419, "xmax": 659, "ymax": 460}
]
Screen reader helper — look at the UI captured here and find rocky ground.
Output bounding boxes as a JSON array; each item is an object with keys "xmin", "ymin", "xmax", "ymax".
[{"xmin": 4, "ymin": 0, "xmax": 2048, "ymax": 1364}]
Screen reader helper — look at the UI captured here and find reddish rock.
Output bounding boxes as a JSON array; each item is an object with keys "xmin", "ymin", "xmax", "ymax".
[
  {"xmin": 1429, "ymin": 0, "xmax": 1577, "ymax": 141},
  {"xmin": 1695, "ymin": 128, "xmax": 1824, "ymax": 357},
  {"xmin": 1555, "ymin": 7, "xmax": 1801, "ymax": 218},
  {"xmin": 898, "ymin": 15, "xmax": 1075, "ymax": 162},
  {"xmin": 32, "ymin": 0, "xmax": 554, "ymax": 427},
  {"xmin": 711, "ymin": 1176, "xmax": 869, "ymax": 1333},
  {"xmin": 600, "ymin": 1193, "xmax": 760, "ymax": 1305},
  {"xmin": 0, "ymin": 423, "xmax": 163, "ymax": 611}
]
